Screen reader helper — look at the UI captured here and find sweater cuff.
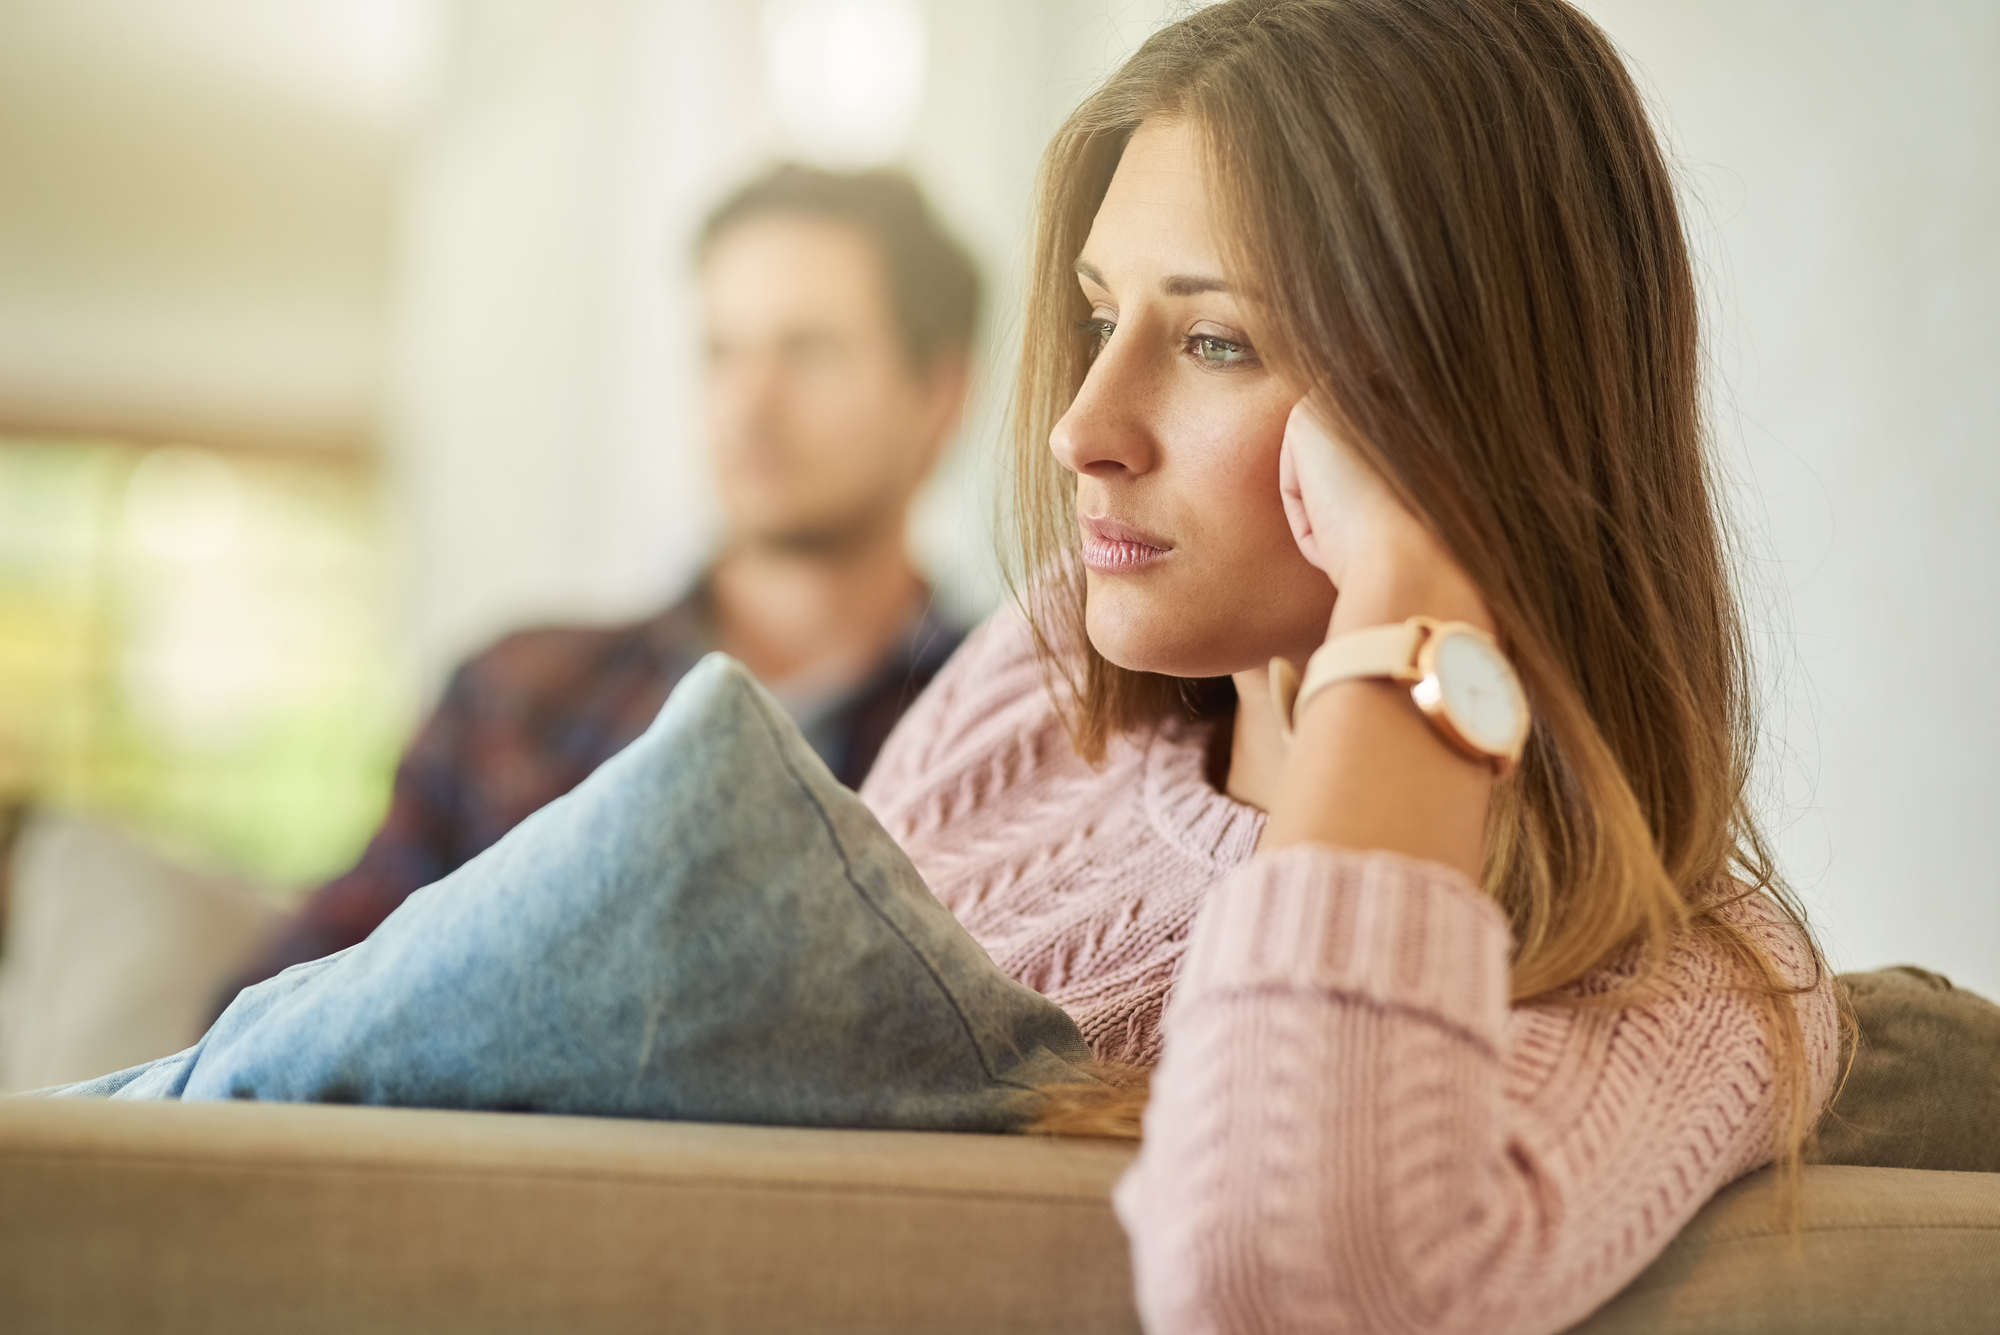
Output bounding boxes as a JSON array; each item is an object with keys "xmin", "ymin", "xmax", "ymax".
[{"xmin": 1176, "ymin": 845, "xmax": 1513, "ymax": 1049}]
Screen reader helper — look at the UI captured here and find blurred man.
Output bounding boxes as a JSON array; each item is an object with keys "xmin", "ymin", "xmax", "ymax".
[{"xmin": 224, "ymin": 166, "xmax": 979, "ymax": 995}]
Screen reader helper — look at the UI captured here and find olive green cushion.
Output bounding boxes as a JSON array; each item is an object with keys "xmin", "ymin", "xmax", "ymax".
[{"xmin": 1811, "ymin": 967, "xmax": 2000, "ymax": 1173}]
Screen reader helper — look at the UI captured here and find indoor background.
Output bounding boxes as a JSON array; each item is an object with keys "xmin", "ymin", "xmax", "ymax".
[{"xmin": 1, "ymin": 0, "xmax": 1994, "ymax": 997}]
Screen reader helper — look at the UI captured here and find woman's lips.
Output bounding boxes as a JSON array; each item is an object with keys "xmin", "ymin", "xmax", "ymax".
[{"xmin": 1081, "ymin": 515, "xmax": 1173, "ymax": 573}]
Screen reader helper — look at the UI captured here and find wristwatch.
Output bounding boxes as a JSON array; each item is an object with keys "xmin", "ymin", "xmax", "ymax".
[{"xmin": 1269, "ymin": 616, "xmax": 1530, "ymax": 774}]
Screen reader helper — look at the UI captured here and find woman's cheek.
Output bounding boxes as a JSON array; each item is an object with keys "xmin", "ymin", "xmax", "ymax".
[
  {"xmin": 1204, "ymin": 406, "xmax": 1335, "ymax": 654},
  {"xmin": 1199, "ymin": 410, "xmax": 1291, "ymax": 533}
]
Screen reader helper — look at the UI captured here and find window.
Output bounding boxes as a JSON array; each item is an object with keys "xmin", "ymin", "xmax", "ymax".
[{"xmin": 0, "ymin": 437, "xmax": 404, "ymax": 892}]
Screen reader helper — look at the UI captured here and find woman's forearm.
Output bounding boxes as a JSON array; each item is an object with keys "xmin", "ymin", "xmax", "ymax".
[{"xmin": 1115, "ymin": 845, "xmax": 1827, "ymax": 1335}]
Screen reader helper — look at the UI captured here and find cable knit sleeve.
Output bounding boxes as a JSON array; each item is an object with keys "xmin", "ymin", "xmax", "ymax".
[{"xmin": 1115, "ymin": 844, "xmax": 1838, "ymax": 1335}]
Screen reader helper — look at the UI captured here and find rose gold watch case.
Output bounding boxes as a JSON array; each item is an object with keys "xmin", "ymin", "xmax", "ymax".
[{"xmin": 1404, "ymin": 619, "xmax": 1530, "ymax": 777}]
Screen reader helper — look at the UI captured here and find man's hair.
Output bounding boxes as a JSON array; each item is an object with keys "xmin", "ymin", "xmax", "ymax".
[{"xmin": 696, "ymin": 164, "xmax": 982, "ymax": 375}]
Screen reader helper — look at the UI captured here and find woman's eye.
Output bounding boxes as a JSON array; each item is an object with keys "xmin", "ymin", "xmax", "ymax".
[
  {"xmin": 1074, "ymin": 318, "xmax": 1115, "ymax": 360},
  {"xmin": 1187, "ymin": 334, "xmax": 1252, "ymax": 366}
]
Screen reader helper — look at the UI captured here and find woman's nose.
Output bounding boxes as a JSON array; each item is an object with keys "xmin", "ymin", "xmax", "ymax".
[{"xmin": 1049, "ymin": 340, "xmax": 1161, "ymax": 479}]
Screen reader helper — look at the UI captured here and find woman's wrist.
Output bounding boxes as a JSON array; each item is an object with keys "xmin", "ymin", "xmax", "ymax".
[{"xmin": 1324, "ymin": 533, "xmax": 1492, "ymax": 641}]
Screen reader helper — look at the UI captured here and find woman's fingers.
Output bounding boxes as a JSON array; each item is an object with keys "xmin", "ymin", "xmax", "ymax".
[
  {"xmin": 1282, "ymin": 398, "xmax": 1361, "ymax": 578},
  {"xmin": 1281, "ymin": 397, "xmax": 1492, "ymax": 630},
  {"xmin": 1278, "ymin": 428, "xmax": 1328, "ymax": 571}
]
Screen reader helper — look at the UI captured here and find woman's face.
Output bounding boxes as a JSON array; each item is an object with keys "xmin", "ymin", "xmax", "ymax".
[{"xmin": 1053, "ymin": 118, "xmax": 1335, "ymax": 679}]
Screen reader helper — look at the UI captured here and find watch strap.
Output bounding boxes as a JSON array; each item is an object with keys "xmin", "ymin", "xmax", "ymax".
[
  {"xmin": 1270, "ymin": 617, "xmax": 1436, "ymax": 740},
  {"xmin": 1270, "ymin": 616, "xmax": 1527, "ymax": 774}
]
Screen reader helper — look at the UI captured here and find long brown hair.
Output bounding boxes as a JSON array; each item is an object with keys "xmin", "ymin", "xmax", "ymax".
[{"xmin": 1014, "ymin": 0, "xmax": 1832, "ymax": 1164}]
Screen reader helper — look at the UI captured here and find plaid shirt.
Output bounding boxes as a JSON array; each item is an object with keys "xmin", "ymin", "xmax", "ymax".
[{"xmin": 227, "ymin": 583, "xmax": 963, "ymax": 998}]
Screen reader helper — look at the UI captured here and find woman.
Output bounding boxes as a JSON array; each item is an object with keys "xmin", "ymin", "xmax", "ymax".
[
  {"xmin": 859, "ymin": 0, "xmax": 1838, "ymax": 1328},
  {"xmin": 42, "ymin": 1, "xmax": 1837, "ymax": 1329}
]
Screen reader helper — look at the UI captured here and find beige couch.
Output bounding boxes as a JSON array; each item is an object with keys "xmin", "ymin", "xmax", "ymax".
[
  {"xmin": 3, "ymin": 1096, "xmax": 1997, "ymax": 1334},
  {"xmin": 0, "ymin": 812, "xmax": 279, "ymax": 1092},
  {"xmin": 4, "ymin": 816, "xmax": 1997, "ymax": 1332}
]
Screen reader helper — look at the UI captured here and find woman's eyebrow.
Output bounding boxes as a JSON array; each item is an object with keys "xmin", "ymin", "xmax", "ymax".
[{"xmin": 1073, "ymin": 259, "xmax": 1229, "ymax": 297}]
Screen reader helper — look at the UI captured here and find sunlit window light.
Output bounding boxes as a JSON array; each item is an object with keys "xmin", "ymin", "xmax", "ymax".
[
  {"xmin": 762, "ymin": 0, "xmax": 929, "ymax": 168},
  {"xmin": 0, "ymin": 437, "xmax": 403, "ymax": 890}
]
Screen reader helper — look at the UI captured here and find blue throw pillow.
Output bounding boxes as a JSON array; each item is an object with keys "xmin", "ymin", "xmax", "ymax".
[{"xmin": 43, "ymin": 655, "xmax": 1095, "ymax": 1132}]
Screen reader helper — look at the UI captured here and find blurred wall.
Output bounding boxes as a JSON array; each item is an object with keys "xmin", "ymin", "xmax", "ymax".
[
  {"xmin": 0, "ymin": 0, "xmax": 436, "ymax": 453},
  {"xmin": 1576, "ymin": 1, "xmax": 2000, "ymax": 995},
  {"xmin": 390, "ymin": 0, "xmax": 1188, "ymax": 689}
]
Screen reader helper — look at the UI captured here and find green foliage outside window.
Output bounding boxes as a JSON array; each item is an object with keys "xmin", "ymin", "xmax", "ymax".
[{"xmin": 0, "ymin": 437, "xmax": 406, "ymax": 896}]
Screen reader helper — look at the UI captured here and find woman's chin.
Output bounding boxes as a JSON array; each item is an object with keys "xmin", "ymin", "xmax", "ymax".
[
  {"xmin": 1085, "ymin": 596, "xmax": 1233, "ymax": 679},
  {"xmin": 1083, "ymin": 576, "xmax": 1333, "ymax": 680},
  {"xmin": 1088, "ymin": 634, "xmax": 1165, "ymax": 675}
]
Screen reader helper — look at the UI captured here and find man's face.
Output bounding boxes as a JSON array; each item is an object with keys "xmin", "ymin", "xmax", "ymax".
[{"xmin": 702, "ymin": 215, "xmax": 952, "ymax": 553}]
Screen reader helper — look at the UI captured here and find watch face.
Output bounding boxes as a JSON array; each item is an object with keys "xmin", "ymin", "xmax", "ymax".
[{"xmin": 1434, "ymin": 630, "xmax": 1525, "ymax": 754}]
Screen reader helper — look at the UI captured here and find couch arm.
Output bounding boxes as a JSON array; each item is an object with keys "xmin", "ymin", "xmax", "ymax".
[
  {"xmin": 4, "ymin": 1099, "xmax": 1998, "ymax": 1334},
  {"xmin": 0, "ymin": 1098, "xmax": 1142, "ymax": 1334},
  {"xmin": 1566, "ymin": 1161, "xmax": 2000, "ymax": 1334}
]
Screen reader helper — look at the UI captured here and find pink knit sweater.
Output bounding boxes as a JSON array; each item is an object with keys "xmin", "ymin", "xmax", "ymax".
[{"xmin": 860, "ymin": 608, "xmax": 1839, "ymax": 1335}]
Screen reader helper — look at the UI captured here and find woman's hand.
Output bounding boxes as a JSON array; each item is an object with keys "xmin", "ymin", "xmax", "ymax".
[
  {"xmin": 1277, "ymin": 398, "xmax": 1492, "ymax": 635},
  {"xmin": 1263, "ymin": 397, "xmax": 1498, "ymax": 871}
]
